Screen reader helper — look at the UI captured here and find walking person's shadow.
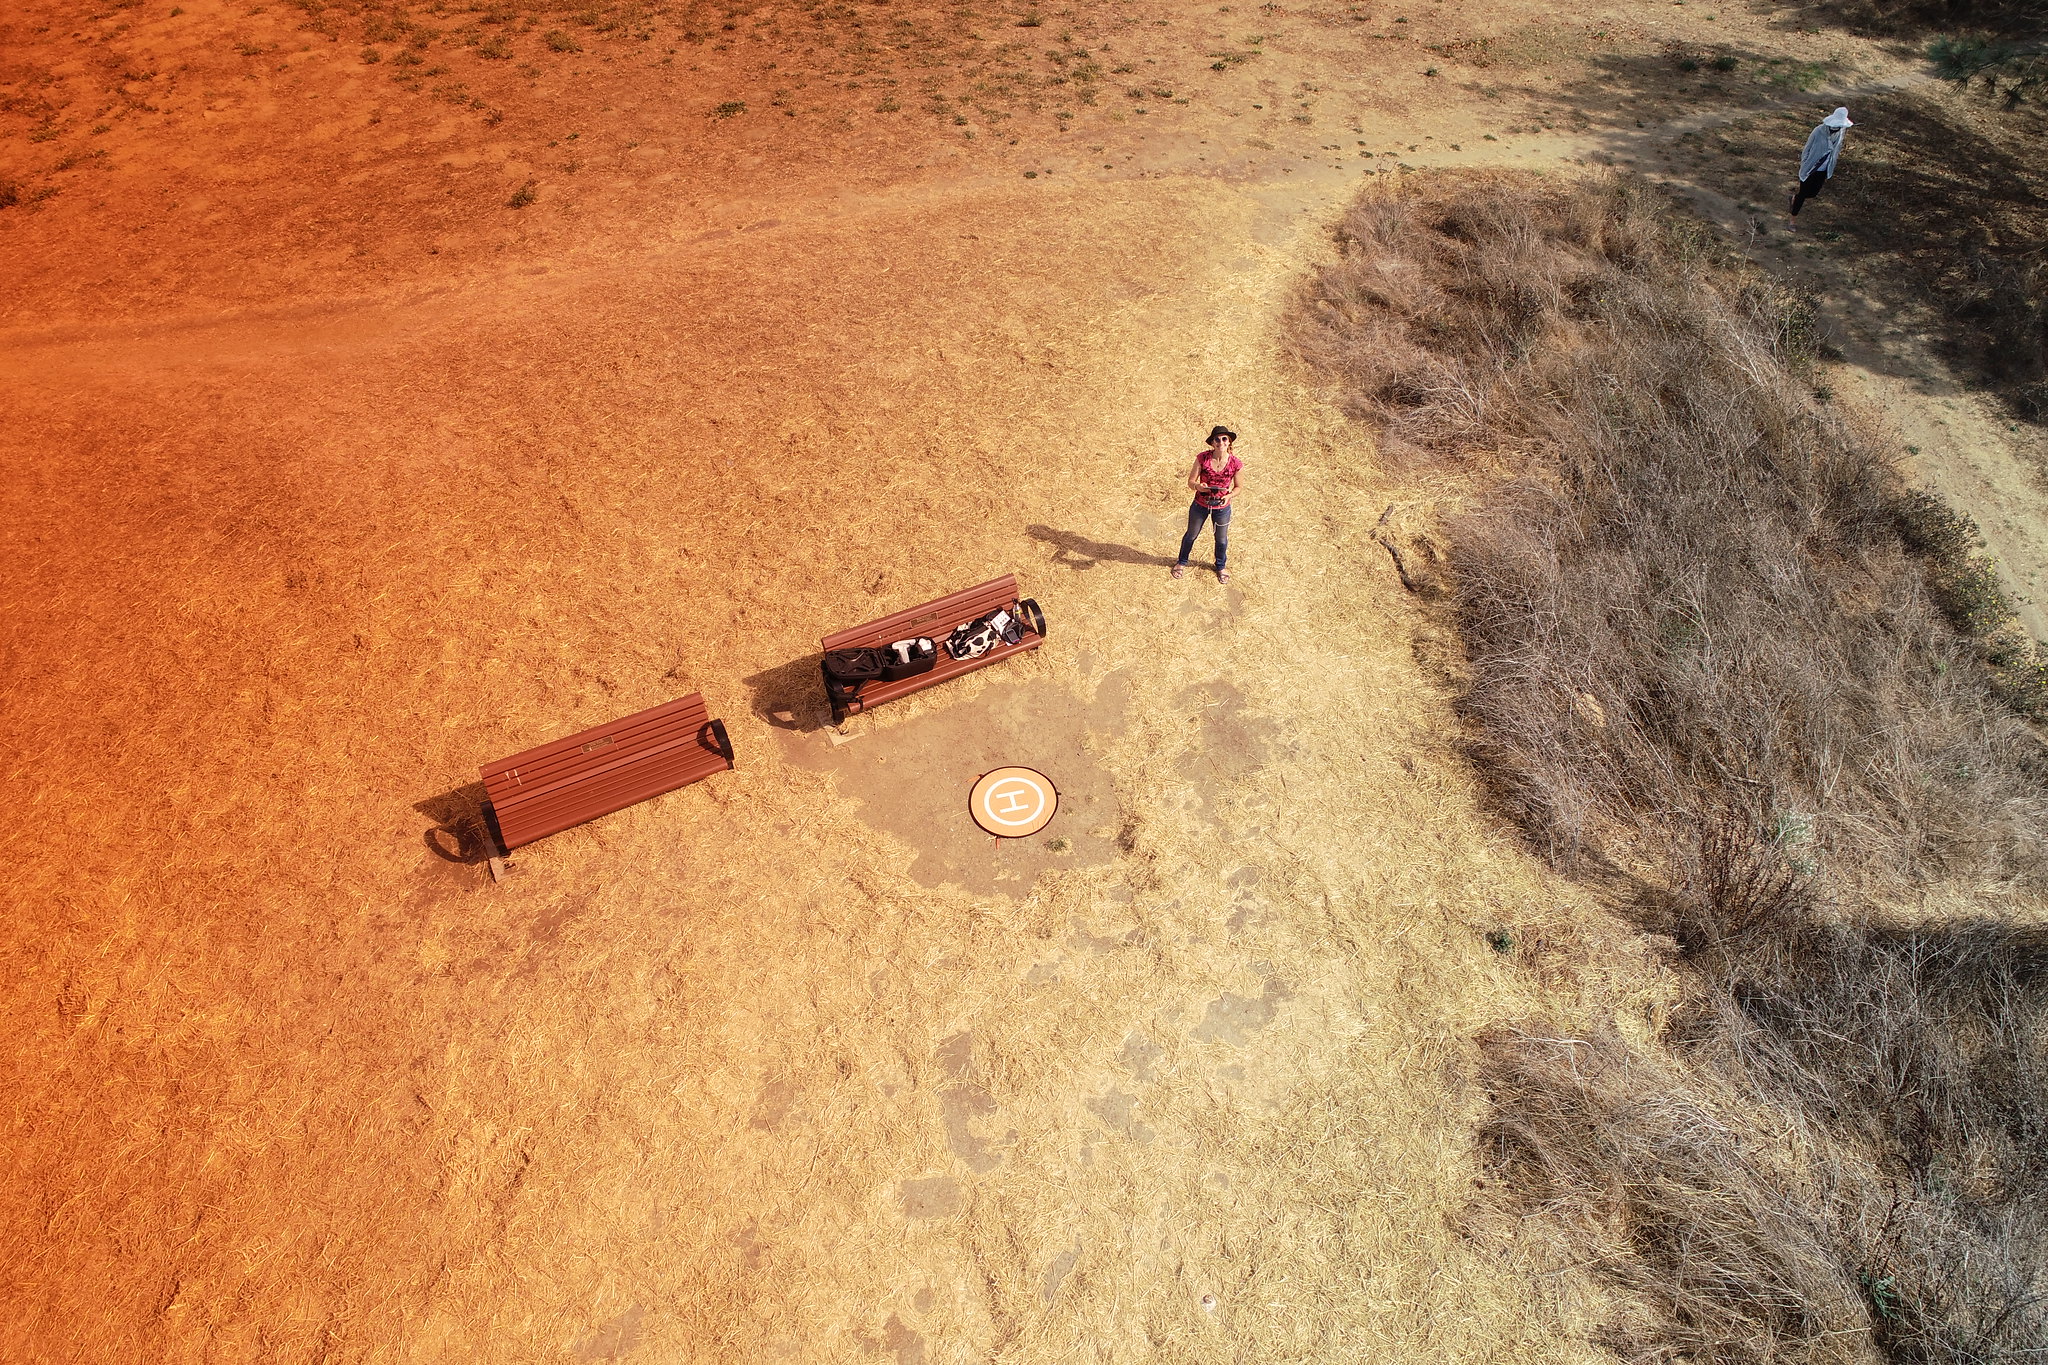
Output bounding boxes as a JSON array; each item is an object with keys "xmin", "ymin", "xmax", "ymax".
[{"xmin": 1028, "ymin": 524, "xmax": 1178, "ymax": 571}]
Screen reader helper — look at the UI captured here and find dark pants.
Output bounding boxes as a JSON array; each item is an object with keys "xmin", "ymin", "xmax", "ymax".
[
  {"xmin": 1790, "ymin": 168, "xmax": 1828, "ymax": 216},
  {"xmin": 1178, "ymin": 500, "xmax": 1232, "ymax": 570}
]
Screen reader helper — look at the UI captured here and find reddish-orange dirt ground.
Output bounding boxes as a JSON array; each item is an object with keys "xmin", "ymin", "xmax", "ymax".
[{"xmin": 3, "ymin": 0, "xmax": 2038, "ymax": 1359}]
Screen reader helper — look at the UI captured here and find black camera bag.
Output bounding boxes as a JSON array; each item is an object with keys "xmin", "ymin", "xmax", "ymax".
[{"xmin": 880, "ymin": 637, "xmax": 937, "ymax": 682}]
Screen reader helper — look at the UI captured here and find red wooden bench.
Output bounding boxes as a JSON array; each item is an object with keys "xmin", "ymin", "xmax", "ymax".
[
  {"xmin": 821, "ymin": 574, "xmax": 1046, "ymax": 724},
  {"xmin": 480, "ymin": 692, "xmax": 733, "ymax": 870}
]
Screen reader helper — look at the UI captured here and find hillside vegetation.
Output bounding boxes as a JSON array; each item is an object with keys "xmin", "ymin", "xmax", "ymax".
[{"xmin": 1293, "ymin": 172, "xmax": 2048, "ymax": 1362}]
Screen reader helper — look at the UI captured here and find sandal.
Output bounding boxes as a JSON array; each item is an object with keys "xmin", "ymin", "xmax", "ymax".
[
  {"xmin": 1217, "ymin": 568, "xmax": 1231, "ymax": 583},
  {"xmin": 1171, "ymin": 563, "xmax": 1187, "ymax": 579}
]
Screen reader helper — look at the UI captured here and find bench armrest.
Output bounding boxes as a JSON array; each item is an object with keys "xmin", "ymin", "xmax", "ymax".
[{"xmin": 1016, "ymin": 598, "xmax": 1046, "ymax": 639}]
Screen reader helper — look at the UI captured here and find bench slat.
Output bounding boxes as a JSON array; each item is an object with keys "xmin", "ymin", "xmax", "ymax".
[
  {"xmin": 489, "ymin": 724, "xmax": 724, "ymax": 830},
  {"xmin": 482, "ymin": 692, "xmax": 732, "ymax": 852},
  {"xmin": 836, "ymin": 633, "xmax": 1040, "ymax": 714},
  {"xmin": 483, "ymin": 694, "xmax": 710, "ymax": 780},
  {"xmin": 822, "ymin": 575, "xmax": 1020, "ymax": 653},
  {"xmin": 485, "ymin": 700, "xmax": 711, "ymax": 799},
  {"xmin": 819, "ymin": 575, "xmax": 1042, "ymax": 721},
  {"xmin": 491, "ymin": 745, "xmax": 728, "ymax": 849},
  {"xmin": 487, "ymin": 736, "xmax": 729, "ymax": 850}
]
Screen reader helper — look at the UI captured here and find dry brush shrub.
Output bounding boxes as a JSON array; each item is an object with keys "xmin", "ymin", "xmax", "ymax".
[
  {"xmin": 1479, "ymin": 913, "xmax": 2048, "ymax": 1364},
  {"xmin": 1478, "ymin": 919, "xmax": 2048, "ymax": 1365},
  {"xmin": 1473, "ymin": 1027, "xmax": 1871, "ymax": 1364},
  {"xmin": 1293, "ymin": 171, "xmax": 2048, "ymax": 1362},
  {"xmin": 1295, "ymin": 172, "xmax": 2047, "ymax": 887}
]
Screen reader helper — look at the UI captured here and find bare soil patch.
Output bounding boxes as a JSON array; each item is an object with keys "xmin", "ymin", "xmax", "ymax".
[{"xmin": 780, "ymin": 675, "xmax": 1128, "ymax": 894}]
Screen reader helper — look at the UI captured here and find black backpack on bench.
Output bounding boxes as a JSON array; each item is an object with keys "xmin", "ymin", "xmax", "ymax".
[{"xmin": 823, "ymin": 646, "xmax": 887, "ymax": 704}]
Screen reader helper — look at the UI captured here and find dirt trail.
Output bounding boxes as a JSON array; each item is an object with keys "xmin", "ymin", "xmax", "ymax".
[{"xmin": 0, "ymin": 0, "xmax": 2034, "ymax": 1358}]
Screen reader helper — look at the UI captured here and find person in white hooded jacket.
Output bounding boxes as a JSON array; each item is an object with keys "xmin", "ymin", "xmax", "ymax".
[{"xmin": 1790, "ymin": 106, "xmax": 1853, "ymax": 223}]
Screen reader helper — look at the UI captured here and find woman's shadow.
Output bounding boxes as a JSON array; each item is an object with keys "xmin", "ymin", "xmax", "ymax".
[{"xmin": 1027, "ymin": 525, "xmax": 1176, "ymax": 571}]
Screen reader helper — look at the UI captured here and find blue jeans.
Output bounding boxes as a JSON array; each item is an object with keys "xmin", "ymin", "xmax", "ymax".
[{"xmin": 1177, "ymin": 500, "xmax": 1232, "ymax": 570}]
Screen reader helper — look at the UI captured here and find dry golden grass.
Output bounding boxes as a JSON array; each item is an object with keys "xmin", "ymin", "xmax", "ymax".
[{"xmin": 0, "ymin": 167, "xmax": 1643, "ymax": 1362}]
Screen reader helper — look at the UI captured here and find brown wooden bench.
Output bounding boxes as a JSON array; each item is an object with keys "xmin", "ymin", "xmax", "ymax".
[
  {"xmin": 480, "ymin": 692, "xmax": 733, "ymax": 867},
  {"xmin": 821, "ymin": 574, "xmax": 1046, "ymax": 724}
]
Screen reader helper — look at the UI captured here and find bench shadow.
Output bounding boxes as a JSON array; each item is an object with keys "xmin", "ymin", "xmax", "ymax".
[
  {"xmin": 414, "ymin": 782, "xmax": 500, "ymax": 864},
  {"xmin": 743, "ymin": 655, "xmax": 834, "ymax": 734},
  {"xmin": 1028, "ymin": 524, "xmax": 1178, "ymax": 571}
]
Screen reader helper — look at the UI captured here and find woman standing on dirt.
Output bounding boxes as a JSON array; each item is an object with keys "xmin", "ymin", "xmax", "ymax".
[
  {"xmin": 1790, "ymin": 106, "xmax": 1852, "ymax": 224},
  {"xmin": 1172, "ymin": 425, "xmax": 1242, "ymax": 582}
]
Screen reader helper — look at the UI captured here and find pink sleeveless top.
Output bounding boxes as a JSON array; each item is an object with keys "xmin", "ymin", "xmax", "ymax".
[{"xmin": 1195, "ymin": 451, "xmax": 1241, "ymax": 509}]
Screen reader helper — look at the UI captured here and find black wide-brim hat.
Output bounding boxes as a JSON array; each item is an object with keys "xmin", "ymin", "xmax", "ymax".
[{"xmin": 1207, "ymin": 425, "xmax": 1238, "ymax": 443}]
